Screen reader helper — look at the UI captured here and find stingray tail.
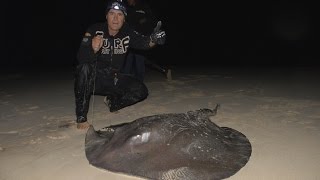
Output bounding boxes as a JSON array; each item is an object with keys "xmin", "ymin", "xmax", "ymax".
[{"xmin": 213, "ymin": 104, "xmax": 221, "ymax": 115}]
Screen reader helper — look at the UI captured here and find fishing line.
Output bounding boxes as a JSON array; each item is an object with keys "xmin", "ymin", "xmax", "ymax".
[
  {"xmin": 90, "ymin": 32, "xmax": 105, "ymax": 125},
  {"xmin": 90, "ymin": 59, "xmax": 98, "ymax": 125}
]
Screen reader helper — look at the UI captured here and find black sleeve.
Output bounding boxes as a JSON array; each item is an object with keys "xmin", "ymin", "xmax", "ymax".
[
  {"xmin": 124, "ymin": 24, "xmax": 152, "ymax": 50},
  {"xmin": 76, "ymin": 24, "xmax": 101, "ymax": 64},
  {"xmin": 76, "ymin": 35, "xmax": 97, "ymax": 64}
]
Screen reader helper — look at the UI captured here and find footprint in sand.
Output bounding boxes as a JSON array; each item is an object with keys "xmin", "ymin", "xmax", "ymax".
[
  {"xmin": 0, "ymin": 131, "xmax": 19, "ymax": 134},
  {"xmin": 190, "ymin": 91, "xmax": 205, "ymax": 97},
  {"xmin": 58, "ymin": 121, "xmax": 76, "ymax": 129},
  {"xmin": 26, "ymin": 138, "xmax": 42, "ymax": 145},
  {"xmin": 17, "ymin": 105, "xmax": 40, "ymax": 115},
  {"xmin": 46, "ymin": 135, "xmax": 68, "ymax": 140},
  {"xmin": 42, "ymin": 115, "xmax": 76, "ymax": 129},
  {"xmin": 58, "ymin": 123, "xmax": 75, "ymax": 128},
  {"xmin": 28, "ymin": 106, "xmax": 39, "ymax": 110}
]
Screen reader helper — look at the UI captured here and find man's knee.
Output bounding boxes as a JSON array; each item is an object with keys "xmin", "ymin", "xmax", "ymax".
[
  {"xmin": 74, "ymin": 63, "xmax": 96, "ymax": 87},
  {"xmin": 76, "ymin": 63, "xmax": 94, "ymax": 75}
]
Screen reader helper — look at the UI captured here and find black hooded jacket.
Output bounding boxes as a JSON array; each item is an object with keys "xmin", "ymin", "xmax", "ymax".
[{"xmin": 77, "ymin": 22, "xmax": 151, "ymax": 70}]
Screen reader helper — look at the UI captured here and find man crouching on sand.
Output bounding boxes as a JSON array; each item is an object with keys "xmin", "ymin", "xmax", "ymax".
[{"xmin": 74, "ymin": 0, "xmax": 166, "ymax": 129}]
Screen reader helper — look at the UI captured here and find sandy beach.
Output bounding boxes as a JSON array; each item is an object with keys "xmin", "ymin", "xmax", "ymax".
[{"xmin": 0, "ymin": 65, "xmax": 319, "ymax": 180}]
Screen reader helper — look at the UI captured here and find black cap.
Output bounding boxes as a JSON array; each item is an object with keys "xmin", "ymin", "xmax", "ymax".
[{"xmin": 106, "ymin": 0, "xmax": 127, "ymax": 16}]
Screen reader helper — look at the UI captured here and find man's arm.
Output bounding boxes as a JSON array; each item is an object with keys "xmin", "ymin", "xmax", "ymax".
[
  {"xmin": 77, "ymin": 33, "xmax": 96, "ymax": 64},
  {"xmin": 128, "ymin": 21, "xmax": 166, "ymax": 50},
  {"xmin": 77, "ymin": 32, "xmax": 104, "ymax": 64}
]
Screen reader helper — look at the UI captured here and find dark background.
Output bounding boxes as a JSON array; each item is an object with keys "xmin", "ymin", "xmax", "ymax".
[{"xmin": 2, "ymin": 0, "xmax": 320, "ymax": 71}]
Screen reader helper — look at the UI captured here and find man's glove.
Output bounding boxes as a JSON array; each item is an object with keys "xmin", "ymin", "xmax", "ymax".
[{"xmin": 150, "ymin": 21, "xmax": 166, "ymax": 45}]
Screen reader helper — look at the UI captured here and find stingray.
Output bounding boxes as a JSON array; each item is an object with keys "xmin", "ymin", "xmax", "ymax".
[{"xmin": 85, "ymin": 104, "xmax": 252, "ymax": 180}]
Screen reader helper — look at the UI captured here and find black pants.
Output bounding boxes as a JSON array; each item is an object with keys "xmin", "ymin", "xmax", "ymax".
[
  {"xmin": 122, "ymin": 51, "xmax": 146, "ymax": 81},
  {"xmin": 74, "ymin": 63, "xmax": 148, "ymax": 123}
]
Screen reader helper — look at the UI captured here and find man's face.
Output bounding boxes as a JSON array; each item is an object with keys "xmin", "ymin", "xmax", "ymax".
[{"xmin": 107, "ymin": 9, "xmax": 125, "ymax": 32}]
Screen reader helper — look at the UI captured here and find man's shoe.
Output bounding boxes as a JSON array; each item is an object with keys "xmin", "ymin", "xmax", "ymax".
[
  {"xmin": 104, "ymin": 96, "xmax": 119, "ymax": 113},
  {"xmin": 76, "ymin": 116, "xmax": 87, "ymax": 123},
  {"xmin": 104, "ymin": 96, "xmax": 110, "ymax": 107}
]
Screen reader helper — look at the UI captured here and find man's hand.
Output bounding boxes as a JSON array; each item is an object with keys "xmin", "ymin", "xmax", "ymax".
[
  {"xmin": 92, "ymin": 33, "xmax": 104, "ymax": 53},
  {"xmin": 150, "ymin": 21, "xmax": 166, "ymax": 45}
]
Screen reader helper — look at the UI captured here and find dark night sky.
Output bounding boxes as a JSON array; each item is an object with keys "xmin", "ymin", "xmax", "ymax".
[{"xmin": 3, "ymin": 0, "xmax": 320, "ymax": 70}]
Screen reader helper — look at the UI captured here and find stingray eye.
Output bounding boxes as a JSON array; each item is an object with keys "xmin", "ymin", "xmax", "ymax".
[
  {"xmin": 129, "ymin": 132, "xmax": 151, "ymax": 145},
  {"xmin": 141, "ymin": 132, "xmax": 150, "ymax": 142},
  {"xmin": 130, "ymin": 134, "xmax": 141, "ymax": 142}
]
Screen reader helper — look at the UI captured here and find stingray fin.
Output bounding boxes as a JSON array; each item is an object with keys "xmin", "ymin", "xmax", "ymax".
[
  {"xmin": 85, "ymin": 125, "xmax": 100, "ymax": 148},
  {"xmin": 85, "ymin": 125, "xmax": 115, "ymax": 163}
]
